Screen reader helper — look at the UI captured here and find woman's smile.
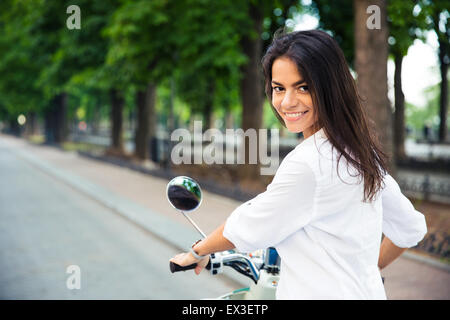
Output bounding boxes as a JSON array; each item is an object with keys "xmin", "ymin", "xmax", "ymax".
[{"xmin": 283, "ymin": 110, "xmax": 309, "ymax": 121}]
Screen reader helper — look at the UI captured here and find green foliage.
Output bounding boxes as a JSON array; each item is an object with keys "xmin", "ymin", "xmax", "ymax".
[
  {"xmin": 0, "ymin": 0, "xmax": 48, "ymax": 116},
  {"xmin": 406, "ymin": 103, "xmax": 437, "ymax": 132},
  {"xmin": 406, "ymin": 80, "xmax": 449, "ymax": 131},
  {"xmin": 0, "ymin": 0, "xmax": 305, "ymax": 129},
  {"xmin": 388, "ymin": 0, "xmax": 428, "ymax": 58},
  {"xmin": 174, "ymin": 0, "xmax": 247, "ymax": 119},
  {"xmin": 41, "ymin": 1, "xmax": 118, "ymax": 102},
  {"xmin": 305, "ymin": 0, "xmax": 354, "ymax": 66},
  {"xmin": 103, "ymin": 0, "xmax": 175, "ymax": 88},
  {"xmin": 0, "ymin": 0, "xmax": 116, "ymax": 121},
  {"xmin": 12, "ymin": 0, "xmax": 444, "ymax": 140},
  {"xmin": 420, "ymin": 0, "xmax": 449, "ymax": 42}
]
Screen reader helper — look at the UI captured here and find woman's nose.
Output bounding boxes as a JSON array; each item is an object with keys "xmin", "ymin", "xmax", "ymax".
[{"xmin": 281, "ymin": 90, "xmax": 298, "ymax": 110}]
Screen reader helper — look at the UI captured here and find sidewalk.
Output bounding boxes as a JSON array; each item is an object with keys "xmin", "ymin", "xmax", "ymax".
[{"xmin": 2, "ymin": 133, "xmax": 449, "ymax": 299}]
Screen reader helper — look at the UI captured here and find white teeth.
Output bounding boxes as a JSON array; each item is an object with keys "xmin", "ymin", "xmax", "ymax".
[{"xmin": 284, "ymin": 111, "xmax": 306, "ymax": 117}]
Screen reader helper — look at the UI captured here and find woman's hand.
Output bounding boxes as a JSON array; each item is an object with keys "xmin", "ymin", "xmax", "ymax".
[
  {"xmin": 169, "ymin": 224, "xmax": 235, "ymax": 275},
  {"xmin": 169, "ymin": 252, "xmax": 210, "ymax": 275}
]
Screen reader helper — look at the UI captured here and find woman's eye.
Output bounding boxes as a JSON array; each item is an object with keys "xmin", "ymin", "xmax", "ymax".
[
  {"xmin": 272, "ymin": 85, "xmax": 308, "ymax": 93},
  {"xmin": 272, "ymin": 86, "xmax": 283, "ymax": 92},
  {"xmin": 298, "ymin": 85, "xmax": 309, "ymax": 93}
]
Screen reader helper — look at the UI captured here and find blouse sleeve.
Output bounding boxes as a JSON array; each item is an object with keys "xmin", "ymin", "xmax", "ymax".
[
  {"xmin": 381, "ymin": 174, "xmax": 427, "ymax": 248},
  {"xmin": 223, "ymin": 154, "xmax": 316, "ymax": 253}
]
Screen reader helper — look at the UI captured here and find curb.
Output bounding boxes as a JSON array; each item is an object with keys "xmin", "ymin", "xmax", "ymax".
[{"xmin": 402, "ymin": 251, "xmax": 450, "ymax": 273}]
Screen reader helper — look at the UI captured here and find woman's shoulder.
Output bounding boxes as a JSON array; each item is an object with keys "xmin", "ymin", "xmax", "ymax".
[
  {"xmin": 291, "ymin": 131, "xmax": 332, "ymax": 164},
  {"xmin": 275, "ymin": 141, "xmax": 328, "ymax": 183},
  {"xmin": 289, "ymin": 131, "xmax": 352, "ymax": 180}
]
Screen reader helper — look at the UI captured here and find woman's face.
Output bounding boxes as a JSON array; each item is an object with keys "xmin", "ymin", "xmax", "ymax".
[{"xmin": 271, "ymin": 56, "xmax": 318, "ymax": 138}]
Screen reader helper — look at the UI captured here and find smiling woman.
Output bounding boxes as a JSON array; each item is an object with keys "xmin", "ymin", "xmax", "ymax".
[
  {"xmin": 170, "ymin": 29, "xmax": 427, "ymax": 300},
  {"xmin": 261, "ymin": 29, "xmax": 388, "ymax": 203}
]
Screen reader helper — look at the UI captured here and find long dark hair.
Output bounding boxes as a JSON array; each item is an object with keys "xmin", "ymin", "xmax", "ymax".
[{"xmin": 261, "ymin": 29, "xmax": 388, "ymax": 202}]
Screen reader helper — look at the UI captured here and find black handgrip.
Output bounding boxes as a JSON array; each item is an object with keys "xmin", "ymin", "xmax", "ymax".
[
  {"xmin": 169, "ymin": 260, "xmax": 211, "ymax": 273},
  {"xmin": 170, "ymin": 261, "xmax": 197, "ymax": 273}
]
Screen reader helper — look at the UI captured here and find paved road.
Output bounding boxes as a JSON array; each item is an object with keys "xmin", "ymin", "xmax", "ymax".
[
  {"xmin": 382, "ymin": 254, "xmax": 449, "ymax": 300},
  {"xmin": 0, "ymin": 144, "xmax": 239, "ymax": 299}
]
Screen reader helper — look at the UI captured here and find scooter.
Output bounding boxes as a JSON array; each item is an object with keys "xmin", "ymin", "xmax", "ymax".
[{"xmin": 166, "ymin": 176, "xmax": 280, "ymax": 300}]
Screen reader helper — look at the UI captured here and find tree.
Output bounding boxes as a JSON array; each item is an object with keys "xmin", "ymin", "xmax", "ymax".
[
  {"xmin": 354, "ymin": 0, "xmax": 394, "ymax": 172},
  {"xmin": 58, "ymin": 0, "xmax": 129, "ymax": 153},
  {"xmin": 172, "ymin": 0, "xmax": 247, "ymax": 132},
  {"xmin": 33, "ymin": 0, "xmax": 76, "ymax": 144},
  {"xmin": 388, "ymin": 0, "xmax": 427, "ymax": 160},
  {"xmin": 0, "ymin": 0, "xmax": 59, "ymax": 138},
  {"xmin": 104, "ymin": 0, "xmax": 178, "ymax": 159},
  {"xmin": 238, "ymin": 0, "xmax": 301, "ymax": 181},
  {"xmin": 422, "ymin": 1, "xmax": 449, "ymax": 142}
]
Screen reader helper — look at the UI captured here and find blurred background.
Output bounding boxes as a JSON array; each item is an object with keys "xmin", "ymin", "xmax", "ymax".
[{"xmin": 0, "ymin": 0, "xmax": 448, "ymax": 299}]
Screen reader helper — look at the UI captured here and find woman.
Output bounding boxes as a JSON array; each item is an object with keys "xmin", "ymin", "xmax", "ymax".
[{"xmin": 169, "ymin": 30, "xmax": 427, "ymax": 299}]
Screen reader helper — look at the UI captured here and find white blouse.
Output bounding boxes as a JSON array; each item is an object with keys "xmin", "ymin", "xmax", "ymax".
[{"xmin": 223, "ymin": 128, "xmax": 427, "ymax": 300}]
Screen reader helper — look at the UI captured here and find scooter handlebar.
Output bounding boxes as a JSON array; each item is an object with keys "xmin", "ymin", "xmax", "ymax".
[{"xmin": 169, "ymin": 259, "xmax": 211, "ymax": 273}]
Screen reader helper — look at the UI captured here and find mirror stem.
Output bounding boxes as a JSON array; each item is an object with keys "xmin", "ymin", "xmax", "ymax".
[{"xmin": 182, "ymin": 211, "xmax": 207, "ymax": 239}]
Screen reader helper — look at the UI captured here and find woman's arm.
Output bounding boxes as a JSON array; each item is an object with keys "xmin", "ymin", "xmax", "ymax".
[
  {"xmin": 378, "ymin": 236, "xmax": 407, "ymax": 270},
  {"xmin": 381, "ymin": 174, "xmax": 427, "ymax": 248},
  {"xmin": 170, "ymin": 154, "xmax": 316, "ymax": 274},
  {"xmin": 193, "ymin": 222, "xmax": 235, "ymax": 256}
]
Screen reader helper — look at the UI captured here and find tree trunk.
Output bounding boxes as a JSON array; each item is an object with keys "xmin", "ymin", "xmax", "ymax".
[
  {"xmin": 110, "ymin": 89, "xmax": 124, "ymax": 153},
  {"xmin": 134, "ymin": 82, "xmax": 157, "ymax": 160},
  {"xmin": 44, "ymin": 93, "xmax": 67, "ymax": 144},
  {"xmin": 238, "ymin": 2, "xmax": 264, "ymax": 181},
  {"xmin": 203, "ymin": 102, "xmax": 212, "ymax": 131},
  {"xmin": 91, "ymin": 104, "xmax": 100, "ymax": 135},
  {"xmin": 8, "ymin": 117, "xmax": 20, "ymax": 136},
  {"xmin": 438, "ymin": 38, "xmax": 448, "ymax": 142},
  {"xmin": 225, "ymin": 109, "xmax": 234, "ymax": 129},
  {"xmin": 203, "ymin": 81, "xmax": 215, "ymax": 131},
  {"xmin": 168, "ymin": 77, "xmax": 175, "ymax": 133},
  {"xmin": 25, "ymin": 111, "xmax": 37, "ymax": 136},
  {"xmin": 147, "ymin": 83, "xmax": 157, "ymax": 140},
  {"xmin": 354, "ymin": 0, "xmax": 395, "ymax": 173},
  {"xmin": 44, "ymin": 107, "xmax": 55, "ymax": 143},
  {"xmin": 55, "ymin": 93, "xmax": 68, "ymax": 143},
  {"xmin": 134, "ymin": 90, "xmax": 147, "ymax": 159},
  {"xmin": 393, "ymin": 53, "xmax": 406, "ymax": 161},
  {"xmin": 54, "ymin": 93, "xmax": 67, "ymax": 144}
]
